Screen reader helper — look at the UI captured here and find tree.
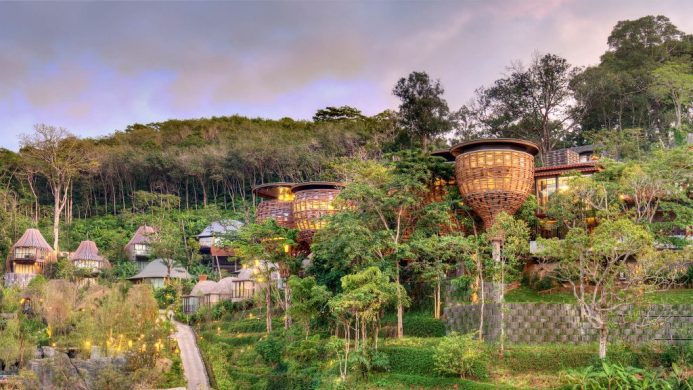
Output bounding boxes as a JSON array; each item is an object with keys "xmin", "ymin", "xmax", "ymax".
[
  {"xmin": 313, "ymin": 106, "xmax": 365, "ymax": 122},
  {"xmin": 539, "ymin": 219, "xmax": 682, "ymax": 359},
  {"xmin": 393, "ymin": 71, "xmax": 451, "ymax": 148},
  {"xmin": 226, "ymin": 220, "xmax": 299, "ymax": 333},
  {"xmin": 20, "ymin": 125, "xmax": 96, "ymax": 252},
  {"xmin": 470, "ymin": 53, "xmax": 580, "ymax": 162},
  {"xmin": 328, "ymin": 267, "xmax": 401, "ymax": 381},
  {"xmin": 321, "ymin": 154, "xmax": 445, "ymax": 338},
  {"xmin": 485, "ymin": 212, "xmax": 529, "ymax": 356},
  {"xmin": 650, "ymin": 61, "xmax": 693, "ymax": 132},
  {"xmin": 286, "ymin": 276, "xmax": 331, "ymax": 338},
  {"xmin": 410, "ymin": 234, "xmax": 474, "ymax": 319}
]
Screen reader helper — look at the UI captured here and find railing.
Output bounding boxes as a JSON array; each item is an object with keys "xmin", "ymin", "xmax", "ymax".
[{"xmin": 3, "ymin": 273, "xmax": 36, "ymax": 288}]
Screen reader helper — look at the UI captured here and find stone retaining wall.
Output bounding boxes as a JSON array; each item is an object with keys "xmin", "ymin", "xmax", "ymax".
[{"xmin": 444, "ymin": 303, "xmax": 693, "ymax": 344}]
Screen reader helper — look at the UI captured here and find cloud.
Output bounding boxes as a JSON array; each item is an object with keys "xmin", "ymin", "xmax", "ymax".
[{"xmin": 0, "ymin": 0, "xmax": 692, "ymax": 150}]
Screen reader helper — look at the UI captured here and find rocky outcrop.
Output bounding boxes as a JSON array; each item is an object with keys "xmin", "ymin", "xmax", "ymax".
[{"xmin": 28, "ymin": 347, "xmax": 126, "ymax": 390}]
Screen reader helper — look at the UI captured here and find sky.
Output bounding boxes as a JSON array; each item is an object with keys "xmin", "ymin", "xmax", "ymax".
[{"xmin": 1, "ymin": 0, "xmax": 692, "ymax": 150}]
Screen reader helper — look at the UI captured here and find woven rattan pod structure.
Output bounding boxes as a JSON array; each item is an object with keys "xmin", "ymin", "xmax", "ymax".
[
  {"xmin": 253, "ymin": 182, "xmax": 295, "ymax": 228},
  {"xmin": 291, "ymin": 182, "xmax": 344, "ymax": 243},
  {"xmin": 450, "ymin": 138, "xmax": 539, "ymax": 229}
]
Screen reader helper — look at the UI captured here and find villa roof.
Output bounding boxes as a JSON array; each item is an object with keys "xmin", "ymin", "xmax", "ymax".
[
  {"xmin": 70, "ymin": 240, "xmax": 109, "ymax": 264},
  {"xmin": 534, "ymin": 162, "xmax": 600, "ymax": 177},
  {"xmin": 128, "ymin": 259, "xmax": 192, "ymax": 280},
  {"xmin": 197, "ymin": 220, "xmax": 244, "ymax": 238},
  {"xmin": 570, "ymin": 145, "xmax": 594, "ymax": 154},
  {"xmin": 190, "ymin": 280, "xmax": 220, "ymax": 296},
  {"xmin": 252, "ymin": 182, "xmax": 295, "ymax": 199},
  {"xmin": 125, "ymin": 225, "xmax": 158, "ymax": 249},
  {"xmin": 12, "ymin": 228, "xmax": 53, "ymax": 251}
]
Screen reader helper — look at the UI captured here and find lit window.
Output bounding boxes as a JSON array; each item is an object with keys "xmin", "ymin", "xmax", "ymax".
[{"xmin": 536, "ymin": 177, "xmax": 557, "ymax": 207}]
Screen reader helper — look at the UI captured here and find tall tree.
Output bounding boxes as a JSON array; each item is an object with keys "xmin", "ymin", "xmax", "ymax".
[
  {"xmin": 539, "ymin": 219, "xmax": 682, "ymax": 360},
  {"xmin": 470, "ymin": 53, "xmax": 580, "ymax": 162},
  {"xmin": 20, "ymin": 125, "xmax": 96, "ymax": 252},
  {"xmin": 313, "ymin": 106, "xmax": 365, "ymax": 122},
  {"xmin": 393, "ymin": 71, "xmax": 451, "ymax": 148}
]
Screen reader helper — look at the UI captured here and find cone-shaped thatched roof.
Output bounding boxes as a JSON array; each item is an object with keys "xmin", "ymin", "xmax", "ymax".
[
  {"xmin": 6, "ymin": 228, "xmax": 55, "ymax": 272},
  {"xmin": 70, "ymin": 240, "xmax": 110, "ymax": 268},
  {"xmin": 13, "ymin": 228, "xmax": 53, "ymax": 251},
  {"xmin": 124, "ymin": 225, "xmax": 158, "ymax": 250}
]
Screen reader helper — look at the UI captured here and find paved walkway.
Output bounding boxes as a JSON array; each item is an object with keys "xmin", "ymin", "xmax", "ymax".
[{"xmin": 173, "ymin": 321, "xmax": 210, "ymax": 390}]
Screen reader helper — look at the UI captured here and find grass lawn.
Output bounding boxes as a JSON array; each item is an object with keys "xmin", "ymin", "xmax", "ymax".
[
  {"xmin": 644, "ymin": 289, "xmax": 693, "ymax": 304},
  {"xmin": 505, "ymin": 286, "xmax": 693, "ymax": 305},
  {"xmin": 504, "ymin": 286, "xmax": 576, "ymax": 303}
]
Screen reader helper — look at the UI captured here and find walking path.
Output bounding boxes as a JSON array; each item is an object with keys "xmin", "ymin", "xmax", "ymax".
[{"xmin": 172, "ymin": 320, "xmax": 210, "ymax": 390}]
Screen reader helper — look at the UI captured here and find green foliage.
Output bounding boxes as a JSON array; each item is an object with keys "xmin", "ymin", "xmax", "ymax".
[
  {"xmin": 255, "ymin": 332, "xmax": 286, "ymax": 366},
  {"xmin": 287, "ymin": 276, "xmax": 331, "ymax": 337},
  {"xmin": 563, "ymin": 361, "xmax": 675, "ymax": 390},
  {"xmin": 433, "ymin": 332, "xmax": 489, "ymax": 380},
  {"xmin": 379, "ymin": 342, "xmax": 436, "ymax": 376},
  {"xmin": 382, "ymin": 313, "xmax": 446, "ymax": 338},
  {"xmin": 154, "ymin": 284, "xmax": 178, "ymax": 309},
  {"xmin": 392, "ymin": 71, "xmax": 451, "ymax": 147}
]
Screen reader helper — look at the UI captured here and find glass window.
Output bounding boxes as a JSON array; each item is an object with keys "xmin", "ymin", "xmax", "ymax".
[
  {"xmin": 558, "ymin": 176, "xmax": 571, "ymax": 193},
  {"xmin": 536, "ymin": 177, "xmax": 557, "ymax": 207}
]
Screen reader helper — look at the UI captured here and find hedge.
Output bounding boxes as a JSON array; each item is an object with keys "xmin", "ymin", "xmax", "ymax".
[
  {"xmin": 382, "ymin": 313, "xmax": 446, "ymax": 338},
  {"xmin": 369, "ymin": 373, "xmax": 510, "ymax": 389},
  {"xmin": 379, "ymin": 344, "xmax": 437, "ymax": 376}
]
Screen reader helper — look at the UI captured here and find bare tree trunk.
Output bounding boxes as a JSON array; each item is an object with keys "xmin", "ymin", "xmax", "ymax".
[
  {"xmin": 284, "ymin": 282, "xmax": 292, "ymax": 330},
  {"xmin": 434, "ymin": 279, "xmax": 441, "ymax": 319},
  {"xmin": 53, "ymin": 185, "xmax": 62, "ymax": 252},
  {"xmin": 265, "ymin": 286, "xmax": 272, "ymax": 333},
  {"xmin": 598, "ymin": 325, "xmax": 608, "ymax": 359},
  {"xmin": 396, "ymin": 261, "xmax": 404, "ymax": 338}
]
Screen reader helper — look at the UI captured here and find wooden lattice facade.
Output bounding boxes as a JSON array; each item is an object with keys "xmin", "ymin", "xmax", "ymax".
[
  {"xmin": 253, "ymin": 182, "xmax": 295, "ymax": 228},
  {"xmin": 451, "ymin": 139, "xmax": 539, "ymax": 228},
  {"xmin": 291, "ymin": 182, "xmax": 343, "ymax": 243}
]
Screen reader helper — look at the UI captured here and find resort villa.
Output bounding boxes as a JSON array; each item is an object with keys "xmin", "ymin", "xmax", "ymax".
[{"xmin": 3, "ymin": 229, "xmax": 55, "ymax": 287}]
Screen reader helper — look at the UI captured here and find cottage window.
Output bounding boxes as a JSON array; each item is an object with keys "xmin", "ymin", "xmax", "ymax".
[
  {"xmin": 14, "ymin": 247, "xmax": 35, "ymax": 260},
  {"xmin": 536, "ymin": 177, "xmax": 557, "ymax": 207}
]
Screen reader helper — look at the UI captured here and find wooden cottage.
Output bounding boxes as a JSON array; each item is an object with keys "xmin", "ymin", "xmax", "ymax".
[
  {"xmin": 128, "ymin": 259, "xmax": 192, "ymax": 289},
  {"xmin": 4, "ymin": 228, "xmax": 55, "ymax": 287},
  {"xmin": 182, "ymin": 263, "xmax": 279, "ymax": 314},
  {"xmin": 69, "ymin": 240, "xmax": 110, "ymax": 276},
  {"xmin": 197, "ymin": 220, "xmax": 244, "ymax": 274},
  {"xmin": 124, "ymin": 225, "xmax": 158, "ymax": 269}
]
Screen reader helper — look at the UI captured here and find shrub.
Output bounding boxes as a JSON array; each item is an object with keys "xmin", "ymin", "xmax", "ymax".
[
  {"xmin": 381, "ymin": 313, "xmax": 446, "ymax": 338},
  {"xmin": 380, "ymin": 343, "xmax": 436, "ymax": 376},
  {"xmin": 92, "ymin": 366, "xmax": 132, "ymax": 390},
  {"xmin": 433, "ymin": 332, "xmax": 489, "ymax": 380},
  {"xmin": 660, "ymin": 343, "xmax": 693, "ymax": 368},
  {"xmin": 154, "ymin": 285, "xmax": 177, "ymax": 309},
  {"xmin": 563, "ymin": 361, "xmax": 672, "ymax": 390},
  {"xmin": 403, "ymin": 315, "xmax": 446, "ymax": 337},
  {"xmin": 256, "ymin": 332, "xmax": 286, "ymax": 366}
]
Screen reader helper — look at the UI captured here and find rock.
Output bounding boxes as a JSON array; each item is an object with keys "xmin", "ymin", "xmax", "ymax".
[{"xmin": 155, "ymin": 357, "xmax": 173, "ymax": 373}]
